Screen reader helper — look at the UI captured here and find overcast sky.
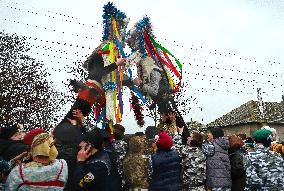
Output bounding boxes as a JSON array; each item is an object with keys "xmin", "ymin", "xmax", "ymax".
[{"xmin": 1, "ymin": 0, "xmax": 284, "ymax": 133}]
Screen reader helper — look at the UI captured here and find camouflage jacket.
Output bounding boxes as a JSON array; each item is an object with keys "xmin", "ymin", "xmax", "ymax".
[
  {"xmin": 123, "ymin": 154, "xmax": 149, "ymax": 189},
  {"xmin": 158, "ymin": 120, "xmax": 177, "ymax": 136},
  {"xmin": 173, "ymin": 134, "xmax": 206, "ymax": 190},
  {"xmin": 244, "ymin": 144, "xmax": 284, "ymax": 191},
  {"xmin": 112, "ymin": 139, "xmax": 127, "ymax": 178}
]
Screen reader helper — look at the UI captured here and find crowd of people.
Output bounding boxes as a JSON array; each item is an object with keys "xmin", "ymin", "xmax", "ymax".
[{"xmin": 1, "ymin": 111, "xmax": 284, "ymax": 191}]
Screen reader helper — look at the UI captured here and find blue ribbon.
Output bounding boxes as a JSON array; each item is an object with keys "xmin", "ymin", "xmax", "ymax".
[
  {"xmin": 128, "ymin": 68, "xmax": 133, "ymax": 78},
  {"xmin": 96, "ymin": 107, "xmax": 106, "ymax": 126},
  {"xmin": 114, "ymin": 34, "xmax": 146, "ymax": 105},
  {"xmin": 114, "ymin": 34, "xmax": 126, "ymax": 58},
  {"xmin": 132, "ymin": 86, "xmax": 146, "ymax": 103}
]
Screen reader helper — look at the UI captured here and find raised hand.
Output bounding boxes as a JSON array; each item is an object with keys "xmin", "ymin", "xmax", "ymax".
[
  {"xmin": 116, "ymin": 57, "xmax": 126, "ymax": 66},
  {"xmin": 168, "ymin": 112, "xmax": 176, "ymax": 122},
  {"xmin": 77, "ymin": 145, "xmax": 92, "ymax": 162}
]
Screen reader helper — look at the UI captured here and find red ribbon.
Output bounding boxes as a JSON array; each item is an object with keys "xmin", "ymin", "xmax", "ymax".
[
  {"xmin": 162, "ymin": 51, "xmax": 181, "ymax": 78},
  {"xmin": 144, "ymin": 31, "xmax": 182, "ymax": 92}
]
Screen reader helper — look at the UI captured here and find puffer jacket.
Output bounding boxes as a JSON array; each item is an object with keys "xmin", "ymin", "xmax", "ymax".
[
  {"xmin": 149, "ymin": 149, "xmax": 181, "ymax": 191},
  {"xmin": 203, "ymin": 137, "xmax": 232, "ymax": 188}
]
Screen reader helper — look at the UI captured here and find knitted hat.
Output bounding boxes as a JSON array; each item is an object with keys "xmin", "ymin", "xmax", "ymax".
[
  {"xmin": 31, "ymin": 133, "xmax": 58, "ymax": 161},
  {"xmin": 253, "ymin": 129, "xmax": 272, "ymax": 141},
  {"xmin": 82, "ymin": 128, "xmax": 104, "ymax": 150},
  {"xmin": 209, "ymin": 127, "xmax": 224, "ymax": 139},
  {"xmin": 23, "ymin": 128, "xmax": 46, "ymax": 145},
  {"xmin": 156, "ymin": 132, "xmax": 173, "ymax": 150},
  {"xmin": 0, "ymin": 124, "xmax": 19, "ymax": 139}
]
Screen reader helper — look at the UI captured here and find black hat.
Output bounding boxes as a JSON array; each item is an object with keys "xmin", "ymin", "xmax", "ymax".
[
  {"xmin": 145, "ymin": 126, "xmax": 159, "ymax": 140},
  {"xmin": 100, "ymin": 129, "xmax": 111, "ymax": 139},
  {"xmin": 209, "ymin": 127, "xmax": 224, "ymax": 139},
  {"xmin": 0, "ymin": 124, "xmax": 19, "ymax": 139},
  {"xmin": 135, "ymin": 132, "xmax": 145, "ymax": 137},
  {"xmin": 113, "ymin": 124, "xmax": 125, "ymax": 140},
  {"xmin": 83, "ymin": 128, "xmax": 104, "ymax": 150},
  {"xmin": 54, "ymin": 122, "xmax": 82, "ymax": 144}
]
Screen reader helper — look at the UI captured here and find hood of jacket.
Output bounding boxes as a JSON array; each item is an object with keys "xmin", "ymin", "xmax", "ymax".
[{"xmin": 214, "ymin": 137, "xmax": 229, "ymax": 150}]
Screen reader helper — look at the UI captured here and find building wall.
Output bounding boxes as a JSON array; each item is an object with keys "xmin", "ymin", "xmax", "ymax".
[
  {"xmin": 270, "ymin": 124, "xmax": 284, "ymax": 142},
  {"xmin": 222, "ymin": 123, "xmax": 262, "ymax": 138},
  {"xmin": 221, "ymin": 123, "xmax": 284, "ymax": 141}
]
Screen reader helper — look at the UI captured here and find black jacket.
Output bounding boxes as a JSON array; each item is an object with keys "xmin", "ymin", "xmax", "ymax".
[
  {"xmin": 104, "ymin": 144, "xmax": 122, "ymax": 191},
  {"xmin": 73, "ymin": 150, "xmax": 111, "ymax": 191},
  {"xmin": 0, "ymin": 139, "xmax": 29, "ymax": 161}
]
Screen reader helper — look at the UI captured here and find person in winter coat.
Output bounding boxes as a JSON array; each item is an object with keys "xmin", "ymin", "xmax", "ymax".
[
  {"xmin": 203, "ymin": 128, "xmax": 232, "ymax": 191},
  {"xmin": 73, "ymin": 128, "xmax": 111, "ymax": 191},
  {"xmin": 123, "ymin": 135, "xmax": 149, "ymax": 190},
  {"xmin": 5, "ymin": 133, "xmax": 68, "ymax": 191},
  {"xmin": 148, "ymin": 132, "xmax": 181, "ymax": 191},
  {"xmin": 0, "ymin": 124, "xmax": 29, "ymax": 161},
  {"xmin": 101, "ymin": 129, "xmax": 122, "ymax": 191},
  {"xmin": 244, "ymin": 129, "xmax": 284, "ymax": 191},
  {"xmin": 228, "ymin": 134, "xmax": 246, "ymax": 191},
  {"xmin": 112, "ymin": 124, "xmax": 127, "ymax": 190},
  {"xmin": 173, "ymin": 130, "xmax": 206, "ymax": 191},
  {"xmin": 53, "ymin": 122, "xmax": 83, "ymax": 191}
]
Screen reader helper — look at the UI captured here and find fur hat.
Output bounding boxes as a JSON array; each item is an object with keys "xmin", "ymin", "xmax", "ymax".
[
  {"xmin": 23, "ymin": 128, "xmax": 46, "ymax": 145},
  {"xmin": 53, "ymin": 122, "xmax": 82, "ymax": 144},
  {"xmin": 0, "ymin": 124, "xmax": 19, "ymax": 139},
  {"xmin": 156, "ymin": 132, "xmax": 173, "ymax": 150}
]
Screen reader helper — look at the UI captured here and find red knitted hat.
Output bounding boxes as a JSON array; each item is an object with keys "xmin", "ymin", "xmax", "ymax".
[
  {"xmin": 23, "ymin": 128, "xmax": 46, "ymax": 145},
  {"xmin": 157, "ymin": 132, "xmax": 173, "ymax": 150}
]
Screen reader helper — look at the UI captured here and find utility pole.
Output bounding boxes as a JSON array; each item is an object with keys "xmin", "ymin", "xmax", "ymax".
[{"xmin": 257, "ymin": 88, "xmax": 265, "ymax": 119}]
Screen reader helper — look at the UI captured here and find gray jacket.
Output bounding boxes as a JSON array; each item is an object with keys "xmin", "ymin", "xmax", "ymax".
[{"xmin": 203, "ymin": 137, "xmax": 232, "ymax": 188}]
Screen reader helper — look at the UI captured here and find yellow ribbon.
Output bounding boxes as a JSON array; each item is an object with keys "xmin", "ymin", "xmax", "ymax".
[
  {"xmin": 112, "ymin": 18, "xmax": 120, "ymax": 40},
  {"xmin": 166, "ymin": 71, "xmax": 176, "ymax": 89},
  {"xmin": 109, "ymin": 41, "xmax": 115, "ymax": 63}
]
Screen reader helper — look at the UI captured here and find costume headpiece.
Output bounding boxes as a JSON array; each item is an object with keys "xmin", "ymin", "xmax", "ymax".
[
  {"xmin": 127, "ymin": 16, "xmax": 183, "ymax": 92},
  {"xmin": 31, "ymin": 133, "xmax": 58, "ymax": 161},
  {"xmin": 102, "ymin": 2, "xmax": 128, "ymax": 42}
]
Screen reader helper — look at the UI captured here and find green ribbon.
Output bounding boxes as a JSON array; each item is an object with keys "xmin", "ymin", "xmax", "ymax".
[
  {"xmin": 149, "ymin": 36, "xmax": 183, "ymax": 73},
  {"xmin": 101, "ymin": 43, "xmax": 110, "ymax": 51}
]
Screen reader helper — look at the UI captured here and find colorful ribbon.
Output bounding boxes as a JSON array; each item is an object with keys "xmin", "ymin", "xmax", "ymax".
[{"xmin": 96, "ymin": 107, "xmax": 106, "ymax": 126}]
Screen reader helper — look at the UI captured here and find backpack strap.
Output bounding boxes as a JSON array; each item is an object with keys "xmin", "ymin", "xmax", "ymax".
[{"xmin": 16, "ymin": 161, "xmax": 65, "ymax": 190}]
